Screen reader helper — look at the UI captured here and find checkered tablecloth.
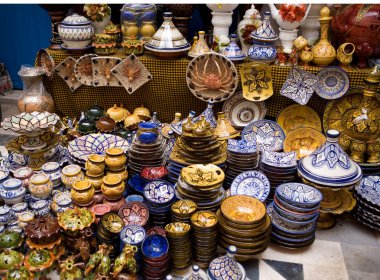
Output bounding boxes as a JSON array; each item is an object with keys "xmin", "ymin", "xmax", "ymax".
[{"xmin": 42, "ymin": 49, "xmax": 374, "ymax": 123}]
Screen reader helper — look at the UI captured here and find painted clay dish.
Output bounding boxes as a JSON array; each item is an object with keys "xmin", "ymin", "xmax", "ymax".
[
  {"xmin": 120, "ymin": 225, "xmax": 146, "ymax": 245},
  {"xmin": 261, "ymin": 151, "xmax": 297, "ymax": 168},
  {"xmin": 118, "ymin": 202, "xmax": 149, "ymax": 227},
  {"xmin": 315, "ymin": 66, "xmax": 350, "ymax": 100},
  {"xmin": 186, "ymin": 53, "xmax": 238, "ymax": 103},
  {"xmin": 190, "ymin": 211, "xmax": 218, "ymax": 228},
  {"xmin": 171, "ymin": 199, "xmax": 197, "ymax": 216},
  {"xmin": 57, "ymin": 207, "xmax": 95, "ymax": 231},
  {"xmin": 222, "ymin": 91, "xmax": 266, "ymax": 129},
  {"xmin": 181, "ymin": 164, "xmax": 224, "ymax": 189},
  {"xmin": 0, "ymin": 231, "xmax": 23, "ymax": 250},
  {"xmin": 111, "ymin": 54, "xmax": 152, "ymax": 94},
  {"xmin": 240, "ymin": 62, "xmax": 273, "ymax": 102},
  {"xmin": 276, "ymin": 104, "xmax": 322, "ymax": 134},
  {"xmin": 147, "ymin": 226, "xmax": 166, "ymax": 237},
  {"xmin": 283, "ymin": 127, "xmax": 326, "ymax": 160},
  {"xmin": 230, "ymin": 171, "xmax": 270, "ymax": 202},
  {"xmin": 24, "ymin": 249, "xmax": 54, "ymax": 272},
  {"xmin": 165, "ymin": 222, "xmax": 191, "ymax": 236},
  {"xmin": 276, "ymin": 183, "xmax": 323, "ymax": 206},
  {"xmin": 92, "ymin": 57, "xmax": 122, "ymax": 87},
  {"xmin": 143, "ymin": 180, "xmax": 175, "ymax": 205},
  {"xmin": 141, "ymin": 166, "xmax": 168, "ymax": 180},
  {"xmin": 99, "ymin": 212, "xmax": 124, "ymax": 234},
  {"xmin": 221, "ymin": 195, "xmax": 266, "ymax": 224},
  {"xmin": 55, "ymin": 57, "xmax": 82, "ymax": 92},
  {"xmin": 1, "ymin": 112, "xmax": 60, "ymax": 134},
  {"xmin": 74, "ymin": 54, "xmax": 97, "ymax": 86},
  {"xmin": 227, "ymin": 139, "xmax": 256, "ymax": 154},
  {"xmin": 355, "ymin": 176, "xmax": 380, "ymax": 207},
  {"xmin": 36, "ymin": 49, "xmax": 55, "ymax": 78},
  {"xmin": 0, "ymin": 250, "xmax": 24, "ymax": 272},
  {"xmin": 141, "ymin": 234, "xmax": 169, "ymax": 258}
]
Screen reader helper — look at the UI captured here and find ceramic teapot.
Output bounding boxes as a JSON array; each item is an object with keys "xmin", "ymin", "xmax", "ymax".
[{"xmin": 268, "ymin": 4, "xmax": 311, "ymax": 30}]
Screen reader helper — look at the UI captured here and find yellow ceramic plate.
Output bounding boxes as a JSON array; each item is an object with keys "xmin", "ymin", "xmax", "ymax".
[
  {"xmin": 276, "ymin": 104, "xmax": 322, "ymax": 134},
  {"xmin": 190, "ymin": 211, "xmax": 218, "ymax": 228},
  {"xmin": 171, "ymin": 199, "xmax": 198, "ymax": 216},
  {"xmin": 181, "ymin": 164, "xmax": 225, "ymax": 188},
  {"xmin": 165, "ymin": 222, "xmax": 191, "ymax": 234},
  {"xmin": 283, "ymin": 127, "xmax": 326, "ymax": 160},
  {"xmin": 240, "ymin": 62, "xmax": 273, "ymax": 101},
  {"xmin": 220, "ymin": 195, "xmax": 266, "ymax": 225}
]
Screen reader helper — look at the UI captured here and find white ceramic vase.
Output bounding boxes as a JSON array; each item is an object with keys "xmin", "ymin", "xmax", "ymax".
[
  {"xmin": 207, "ymin": 4, "xmax": 238, "ymax": 39},
  {"xmin": 279, "ymin": 28, "xmax": 298, "ymax": 54},
  {"xmin": 300, "ymin": 4, "xmax": 324, "ymax": 45},
  {"xmin": 93, "ymin": 14, "xmax": 111, "ymax": 34}
]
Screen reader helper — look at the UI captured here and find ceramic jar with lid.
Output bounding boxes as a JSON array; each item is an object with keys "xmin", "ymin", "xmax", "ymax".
[
  {"xmin": 28, "ymin": 173, "xmax": 53, "ymax": 199},
  {"xmin": 85, "ymin": 154, "xmax": 106, "ymax": 176},
  {"xmin": 85, "ymin": 172, "xmax": 104, "ymax": 192},
  {"xmin": 51, "ymin": 191, "xmax": 73, "ymax": 213},
  {"xmin": 86, "ymin": 104, "xmax": 105, "ymax": 121},
  {"xmin": 13, "ymin": 167, "xmax": 33, "ymax": 188},
  {"xmin": 96, "ymin": 116, "xmax": 116, "ymax": 133},
  {"xmin": 71, "ymin": 180, "xmax": 95, "ymax": 206},
  {"xmin": 77, "ymin": 114, "xmax": 97, "ymax": 135},
  {"xmin": 0, "ymin": 179, "xmax": 26, "ymax": 205},
  {"xmin": 29, "ymin": 200, "xmax": 50, "ymax": 216},
  {"xmin": 61, "ymin": 164, "xmax": 85, "ymax": 189},
  {"xmin": 133, "ymin": 105, "xmax": 151, "ymax": 121},
  {"xmin": 41, "ymin": 162, "xmax": 62, "ymax": 187},
  {"xmin": 208, "ymin": 245, "xmax": 245, "ymax": 280},
  {"xmin": 105, "ymin": 147, "xmax": 127, "ymax": 171},
  {"xmin": 58, "ymin": 13, "xmax": 95, "ymax": 49},
  {"xmin": 101, "ymin": 174, "xmax": 125, "ymax": 201}
]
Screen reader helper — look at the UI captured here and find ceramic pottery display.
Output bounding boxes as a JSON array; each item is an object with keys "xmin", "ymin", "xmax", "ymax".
[
  {"xmin": 24, "ymin": 215, "xmax": 60, "ymax": 248},
  {"xmin": 141, "ymin": 166, "xmax": 168, "ymax": 181},
  {"xmin": 280, "ymin": 67, "xmax": 318, "ymax": 105},
  {"xmin": 118, "ymin": 201, "xmax": 149, "ymax": 227},
  {"xmin": 61, "ymin": 164, "xmax": 85, "ymax": 189},
  {"xmin": 0, "ymin": 249, "xmax": 24, "ymax": 273},
  {"xmin": 51, "ymin": 191, "xmax": 73, "ymax": 213},
  {"xmin": 133, "ymin": 105, "xmax": 151, "ymax": 121},
  {"xmin": 28, "ymin": 173, "xmax": 53, "ymax": 199},
  {"xmin": 92, "ymin": 57, "xmax": 122, "ymax": 87},
  {"xmin": 277, "ymin": 104, "xmax": 322, "ymax": 134},
  {"xmin": 1, "ymin": 111, "xmax": 59, "ymax": 151},
  {"xmin": 315, "ymin": 66, "xmax": 350, "ymax": 100},
  {"xmin": 71, "ymin": 180, "xmax": 95, "ymax": 206},
  {"xmin": 141, "ymin": 234, "xmax": 170, "ymax": 279},
  {"xmin": 188, "ymin": 31, "xmax": 211, "ymax": 58},
  {"xmin": 105, "ymin": 147, "xmax": 127, "ymax": 171},
  {"xmin": 222, "ymin": 34, "xmax": 246, "ymax": 62},
  {"xmin": 0, "ymin": 230, "xmax": 24, "ymax": 250},
  {"xmin": 237, "ymin": 4, "xmax": 262, "ymax": 55},
  {"xmin": 24, "ymin": 249, "xmax": 55, "ymax": 274},
  {"xmin": 57, "ymin": 207, "xmax": 95, "ymax": 232},
  {"xmin": 122, "ymin": 39, "xmax": 145, "ymax": 56},
  {"xmin": 17, "ymin": 66, "xmax": 55, "ymax": 113},
  {"xmin": 74, "ymin": 54, "xmax": 97, "ymax": 86},
  {"xmin": 5, "ymin": 266, "xmax": 34, "ymax": 280},
  {"xmin": 107, "ymin": 104, "xmax": 130, "ymax": 123},
  {"xmin": 312, "ymin": 7, "xmax": 336, "ymax": 66},
  {"xmin": 119, "ymin": 225, "xmax": 145, "ymax": 273},
  {"xmin": 207, "ymin": 4, "xmax": 238, "ymax": 39},
  {"xmin": 0, "ymin": 178, "xmax": 26, "ymax": 205},
  {"xmin": 85, "ymin": 154, "xmax": 105, "ymax": 176},
  {"xmin": 230, "ymin": 170, "xmax": 270, "ymax": 202},
  {"xmin": 170, "ymin": 199, "xmax": 197, "ymax": 224},
  {"xmin": 190, "ymin": 211, "xmax": 218, "ymax": 268},
  {"xmin": 95, "ymin": 115, "xmax": 116, "ymax": 133},
  {"xmin": 36, "ymin": 49, "xmax": 55, "ymax": 79},
  {"xmin": 170, "ymin": 111, "xmax": 196, "ymax": 135},
  {"xmin": 165, "ymin": 222, "xmax": 192, "ymax": 269},
  {"xmin": 354, "ymin": 176, "xmax": 380, "ymax": 231},
  {"xmin": 58, "ymin": 13, "xmax": 94, "ymax": 49},
  {"xmin": 144, "ymin": 12, "xmax": 190, "ymax": 58},
  {"xmin": 222, "ymin": 91, "xmax": 266, "ymax": 130},
  {"xmin": 208, "ymin": 245, "xmax": 246, "ymax": 279},
  {"xmin": 101, "ymin": 174, "xmax": 125, "ymax": 201},
  {"xmin": 283, "ymin": 128, "xmax": 326, "ymax": 160},
  {"xmin": 56, "ymin": 56, "xmax": 82, "ymax": 92},
  {"xmin": 240, "ymin": 62, "xmax": 273, "ymax": 101},
  {"xmin": 111, "ymin": 54, "xmax": 152, "ymax": 94},
  {"xmin": 337, "ymin": 43, "xmax": 356, "ymax": 68},
  {"xmin": 93, "ymin": 34, "xmax": 116, "ymax": 55},
  {"xmin": 218, "ymin": 196, "xmax": 271, "ymax": 261},
  {"xmin": 186, "ymin": 52, "xmax": 238, "ymax": 103},
  {"xmin": 214, "ymin": 112, "xmax": 239, "ymax": 140},
  {"xmin": 242, "ymin": 119, "xmax": 285, "ymax": 152},
  {"xmin": 84, "ymin": 244, "xmax": 113, "ymax": 276},
  {"xmin": 323, "ymin": 68, "xmax": 380, "ymax": 164},
  {"xmin": 248, "ymin": 11, "xmax": 278, "ymax": 64},
  {"xmin": 96, "ymin": 213, "xmax": 124, "ymax": 258},
  {"xmin": 41, "ymin": 161, "xmax": 61, "ymax": 187}
]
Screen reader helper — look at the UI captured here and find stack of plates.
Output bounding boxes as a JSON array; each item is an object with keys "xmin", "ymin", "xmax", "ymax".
[
  {"xmin": 229, "ymin": 170, "xmax": 270, "ymax": 202},
  {"xmin": 217, "ymin": 195, "xmax": 271, "ymax": 261},
  {"xmin": 268, "ymin": 183, "xmax": 322, "ymax": 248},
  {"xmin": 170, "ymin": 199, "xmax": 198, "ymax": 224},
  {"xmin": 354, "ymin": 176, "xmax": 380, "ymax": 231},
  {"xmin": 128, "ymin": 135, "xmax": 166, "ymax": 175},
  {"xmin": 141, "ymin": 234, "xmax": 170, "ymax": 280},
  {"xmin": 165, "ymin": 222, "xmax": 192, "ymax": 269},
  {"xmin": 143, "ymin": 180, "xmax": 175, "ymax": 227},
  {"xmin": 176, "ymin": 164, "xmax": 225, "ymax": 212},
  {"xmin": 225, "ymin": 139, "xmax": 259, "ymax": 188},
  {"xmin": 260, "ymin": 151, "xmax": 298, "ymax": 198},
  {"xmin": 190, "ymin": 211, "xmax": 218, "ymax": 269},
  {"xmin": 119, "ymin": 225, "xmax": 146, "ymax": 272}
]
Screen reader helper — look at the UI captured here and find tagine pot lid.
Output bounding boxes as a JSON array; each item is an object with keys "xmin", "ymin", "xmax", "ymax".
[
  {"xmin": 298, "ymin": 129, "xmax": 362, "ymax": 187},
  {"xmin": 208, "ymin": 245, "xmax": 242, "ymax": 280},
  {"xmin": 250, "ymin": 11, "xmax": 278, "ymax": 42},
  {"xmin": 61, "ymin": 13, "xmax": 91, "ymax": 26}
]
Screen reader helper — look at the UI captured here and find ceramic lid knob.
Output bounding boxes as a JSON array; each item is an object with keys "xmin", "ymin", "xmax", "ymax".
[
  {"xmin": 163, "ymin": 12, "xmax": 173, "ymax": 19},
  {"xmin": 227, "ymin": 245, "xmax": 238, "ymax": 256},
  {"xmin": 326, "ymin": 129, "xmax": 340, "ymax": 141},
  {"xmin": 263, "ymin": 11, "xmax": 271, "ymax": 20},
  {"xmin": 168, "ymin": 130, "xmax": 174, "ymax": 138},
  {"xmin": 320, "ymin": 6, "xmax": 330, "ymax": 17},
  {"xmin": 192, "ymin": 264, "xmax": 200, "ymax": 274}
]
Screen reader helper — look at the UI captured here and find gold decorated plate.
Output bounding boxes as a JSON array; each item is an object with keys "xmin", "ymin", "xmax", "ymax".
[
  {"xmin": 220, "ymin": 195, "xmax": 266, "ymax": 225},
  {"xmin": 171, "ymin": 199, "xmax": 198, "ymax": 216},
  {"xmin": 165, "ymin": 222, "xmax": 191, "ymax": 236},
  {"xmin": 190, "ymin": 211, "xmax": 218, "ymax": 229},
  {"xmin": 283, "ymin": 127, "xmax": 326, "ymax": 160},
  {"xmin": 276, "ymin": 104, "xmax": 322, "ymax": 134},
  {"xmin": 181, "ymin": 164, "xmax": 224, "ymax": 188},
  {"xmin": 240, "ymin": 62, "xmax": 273, "ymax": 101}
]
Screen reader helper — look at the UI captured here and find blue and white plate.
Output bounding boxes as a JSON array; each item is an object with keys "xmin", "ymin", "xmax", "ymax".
[
  {"xmin": 274, "ymin": 193, "xmax": 320, "ymax": 213},
  {"xmin": 2, "ymin": 178, "xmax": 22, "ymax": 190},
  {"xmin": 315, "ymin": 66, "xmax": 350, "ymax": 100},
  {"xmin": 276, "ymin": 183, "xmax": 323, "ymax": 206},
  {"xmin": 227, "ymin": 139, "xmax": 256, "ymax": 154},
  {"xmin": 120, "ymin": 225, "xmax": 146, "ymax": 245},
  {"xmin": 262, "ymin": 151, "xmax": 297, "ymax": 168},
  {"xmin": 242, "ymin": 120, "xmax": 285, "ymax": 152},
  {"xmin": 230, "ymin": 171, "xmax": 270, "ymax": 202},
  {"xmin": 143, "ymin": 179, "xmax": 175, "ymax": 205},
  {"xmin": 355, "ymin": 176, "xmax": 380, "ymax": 207}
]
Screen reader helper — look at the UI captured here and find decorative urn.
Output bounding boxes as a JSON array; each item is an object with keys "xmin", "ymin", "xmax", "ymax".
[{"xmin": 58, "ymin": 13, "xmax": 94, "ymax": 49}]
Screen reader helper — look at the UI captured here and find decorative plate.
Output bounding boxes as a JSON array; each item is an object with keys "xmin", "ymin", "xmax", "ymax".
[
  {"xmin": 143, "ymin": 180, "xmax": 175, "ymax": 204},
  {"xmin": 186, "ymin": 53, "xmax": 238, "ymax": 103},
  {"xmin": 141, "ymin": 234, "xmax": 169, "ymax": 258},
  {"xmin": 120, "ymin": 225, "xmax": 146, "ymax": 245},
  {"xmin": 141, "ymin": 166, "xmax": 168, "ymax": 180},
  {"xmin": 227, "ymin": 139, "xmax": 256, "ymax": 154},
  {"xmin": 1, "ymin": 112, "xmax": 60, "ymax": 134},
  {"xmin": 55, "ymin": 57, "xmax": 82, "ymax": 92},
  {"xmin": 280, "ymin": 67, "xmax": 318, "ymax": 105},
  {"xmin": 74, "ymin": 54, "xmax": 97, "ymax": 86},
  {"xmin": 315, "ymin": 66, "xmax": 350, "ymax": 100},
  {"xmin": 181, "ymin": 164, "xmax": 224, "ymax": 188},
  {"xmin": 240, "ymin": 62, "xmax": 273, "ymax": 102},
  {"xmin": 111, "ymin": 54, "xmax": 152, "ymax": 94},
  {"xmin": 355, "ymin": 176, "xmax": 380, "ymax": 206},
  {"xmin": 36, "ymin": 49, "xmax": 55, "ymax": 79},
  {"xmin": 190, "ymin": 211, "xmax": 218, "ymax": 228},
  {"xmin": 118, "ymin": 202, "xmax": 149, "ymax": 227},
  {"xmin": 261, "ymin": 151, "xmax": 297, "ymax": 168},
  {"xmin": 276, "ymin": 183, "xmax": 323, "ymax": 206},
  {"xmin": 222, "ymin": 91, "xmax": 266, "ymax": 128},
  {"xmin": 68, "ymin": 134, "xmax": 130, "ymax": 162},
  {"xmin": 91, "ymin": 57, "xmax": 122, "ymax": 87},
  {"xmin": 283, "ymin": 127, "xmax": 326, "ymax": 160},
  {"xmin": 230, "ymin": 171, "xmax": 270, "ymax": 202},
  {"xmin": 242, "ymin": 120, "xmax": 285, "ymax": 152},
  {"xmin": 276, "ymin": 104, "xmax": 322, "ymax": 135},
  {"xmin": 171, "ymin": 199, "xmax": 197, "ymax": 215}
]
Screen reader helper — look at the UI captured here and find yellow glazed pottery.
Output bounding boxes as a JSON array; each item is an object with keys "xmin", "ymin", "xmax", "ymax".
[
  {"xmin": 61, "ymin": 164, "xmax": 85, "ymax": 189},
  {"xmin": 105, "ymin": 147, "xmax": 127, "ymax": 171},
  {"xmin": 85, "ymin": 154, "xmax": 105, "ymax": 176},
  {"xmin": 124, "ymin": 114, "xmax": 140, "ymax": 129},
  {"xmin": 214, "ymin": 112, "xmax": 240, "ymax": 140},
  {"xmin": 190, "ymin": 210, "xmax": 218, "ymax": 229},
  {"xmin": 171, "ymin": 199, "xmax": 197, "ymax": 216},
  {"xmin": 300, "ymin": 47, "xmax": 313, "ymax": 66},
  {"xmin": 181, "ymin": 164, "xmax": 225, "ymax": 189},
  {"xmin": 312, "ymin": 7, "xmax": 336, "ymax": 66},
  {"xmin": 293, "ymin": 36, "xmax": 308, "ymax": 51},
  {"xmin": 29, "ymin": 173, "xmax": 53, "ymax": 199},
  {"xmin": 71, "ymin": 180, "xmax": 95, "ymax": 206},
  {"xmin": 337, "ymin": 43, "xmax": 355, "ymax": 68},
  {"xmin": 106, "ymin": 168, "xmax": 128, "ymax": 182},
  {"xmin": 101, "ymin": 174, "xmax": 125, "ymax": 201},
  {"xmin": 85, "ymin": 172, "xmax": 104, "ymax": 192},
  {"xmin": 106, "ymin": 104, "xmax": 130, "ymax": 123},
  {"xmin": 240, "ymin": 62, "xmax": 273, "ymax": 101},
  {"xmin": 133, "ymin": 105, "xmax": 150, "ymax": 121}
]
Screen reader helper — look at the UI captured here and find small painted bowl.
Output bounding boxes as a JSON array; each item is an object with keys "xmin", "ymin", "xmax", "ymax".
[
  {"xmin": 171, "ymin": 199, "xmax": 197, "ymax": 216},
  {"xmin": 92, "ymin": 204, "xmax": 111, "ymax": 224},
  {"xmin": 275, "ymin": 183, "xmax": 323, "ymax": 208},
  {"xmin": 53, "ymin": 191, "xmax": 72, "ymax": 207},
  {"xmin": 138, "ymin": 132, "xmax": 158, "ymax": 144},
  {"xmin": 190, "ymin": 211, "xmax": 218, "ymax": 230},
  {"xmin": 120, "ymin": 225, "xmax": 146, "ymax": 245},
  {"xmin": 41, "ymin": 162, "xmax": 61, "ymax": 186},
  {"xmin": 143, "ymin": 180, "xmax": 175, "ymax": 205},
  {"xmin": 99, "ymin": 212, "xmax": 125, "ymax": 235},
  {"xmin": 0, "ymin": 205, "xmax": 11, "ymax": 225},
  {"xmin": 11, "ymin": 202, "xmax": 28, "ymax": 216},
  {"xmin": 118, "ymin": 202, "xmax": 149, "ymax": 227},
  {"xmin": 165, "ymin": 222, "xmax": 191, "ymax": 237},
  {"xmin": 125, "ymin": 194, "xmax": 144, "ymax": 203},
  {"xmin": 12, "ymin": 167, "xmax": 33, "ymax": 187},
  {"xmin": 29, "ymin": 200, "xmax": 50, "ymax": 216},
  {"xmin": 141, "ymin": 234, "xmax": 169, "ymax": 259},
  {"xmin": 141, "ymin": 166, "xmax": 168, "ymax": 181},
  {"xmin": 17, "ymin": 211, "xmax": 35, "ymax": 228}
]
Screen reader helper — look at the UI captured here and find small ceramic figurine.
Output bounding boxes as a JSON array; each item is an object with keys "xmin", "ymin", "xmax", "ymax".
[
  {"xmin": 59, "ymin": 256, "xmax": 83, "ymax": 280},
  {"xmin": 85, "ymin": 244, "xmax": 113, "ymax": 276},
  {"xmin": 113, "ymin": 244, "xmax": 138, "ymax": 278}
]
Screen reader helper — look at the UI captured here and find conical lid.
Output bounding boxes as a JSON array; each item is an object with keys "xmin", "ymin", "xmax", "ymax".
[
  {"xmin": 223, "ymin": 34, "xmax": 246, "ymax": 61},
  {"xmin": 251, "ymin": 11, "xmax": 278, "ymax": 42},
  {"xmin": 188, "ymin": 31, "xmax": 211, "ymax": 58},
  {"xmin": 145, "ymin": 12, "xmax": 191, "ymax": 53},
  {"xmin": 208, "ymin": 246, "xmax": 242, "ymax": 280},
  {"xmin": 214, "ymin": 112, "xmax": 240, "ymax": 140},
  {"xmin": 298, "ymin": 129, "xmax": 362, "ymax": 187}
]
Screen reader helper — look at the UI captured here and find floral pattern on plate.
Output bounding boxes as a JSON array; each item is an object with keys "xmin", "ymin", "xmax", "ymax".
[
  {"xmin": 315, "ymin": 66, "xmax": 350, "ymax": 100},
  {"xmin": 143, "ymin": 180, "xmax": 175, "ymax": 204},
  {"xmin": 355, "ymin": 176, "xmax": 380, "ymax": 207},
  {"xmin": 262, "ymin": 151, "xmax": 297, "ymax": 168},
  {"xmin": 120, "ymin": 225, "xmax": 146, "ymax": 245},
  {"xmin": 280, "ymin": 67, "xmax": 318, "ymax": 105},
  {"xmin": 242, "ymin": 119, "xmax": 285, "ymax": 152},
  {"xmin": 230, "ymin": 170, "xmax": 270, "ymax": 202},
  {"xmin": 227, "ymin": 139, "xmax": 256, "ymax": 154},
  {"xmin": 276, "ymin": 183, "xmax": 322, "ymax": 205},
  {"xmin": 118, "ymin": 202, "xmax": 149, "ymax": 227}
]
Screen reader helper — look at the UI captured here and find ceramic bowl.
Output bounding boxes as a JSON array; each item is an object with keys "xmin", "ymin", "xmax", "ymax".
[
  {"xmin": 227, "ymin": 139, "xmax": 257, "ymax": 154},
  {"xmin": 143, "ymin": 180, "xmax": 175, "ymax": 205},
  {"xmin": 271, "ymin": 202, "xmax": 319, "ymax": 227},
  {"xmin": 261, "ymin": 151, "xmax": 297, "ymax": 168},
  {"xmin": 128, "ymin": 174, "xmax": 147, "ymax": 194},
  {"xmin": 11, "ymin": 202, "xmax": 28, "ymax": 216},
  {"xmin": 165, "ymin": 222, "xmax": 191, "ymax": 237},
  {"xmin": 99, "ymin": 212, "xmax": 125, "ymax": 235},
  {"xmin": 190, "ymin": 211, "xmax": 218, "ymax": 229},
  {"xmin": 53, "ymin": 191, "xmax": 72, "ymax": 207},
  {"xmin": 141, "ymin": 234, "xmax": 169, "ymax": 259},
  {"xmin": 274, "ymin": 195, "xmax": 320, "ymax": 214},
  {"xmin": 171, "ymin": 199, "xmax": 197, "ymax": 216},
  {"xmin": 120, "ymin": 225, "xmax": 146, "ymax": 245},
  {"xmin": 273, "ymin": 201, "xmax": 319, "ymax": 222},
  {"xmin": 141, "ymin": 166, "xmax": 168, "ymax": 181},
  {"xmin": 230, "ymin": 170, "xmax": 270, "ymax": 202},
  {"xmin": 275, "ymin": 183, "xmax": 323, "ymax": 207},
  {"xmin": 118, "ymin": 202, "xmax": 149, "ymax": 227},
  {"xmin": 29, "ymin": 200, "xmax": 50, "ymax": 216},
  {"xmin": 125, "ymin": 194, "xmax": 144, "ymax": 203}
]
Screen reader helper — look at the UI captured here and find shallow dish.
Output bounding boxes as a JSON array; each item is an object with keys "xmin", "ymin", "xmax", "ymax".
[
  {"xmin": 120, "ymin": 225, "xmax": 146, "ymax": 245},
  {"xmin": 230, "ymin": 171, "xmax": 270, "ymax": 202},
  {"xmin": 261, "ymin": 151, "xmax": 297, "ymax": 168},
  {"xmin": 143, "ymin": 180, "xmax": 175, "ymax": 205},
  {"xmin": 274, "ymin": 195, "xmax": 320, "ymax": 214},
  {"xmin": 141, "ymin": 166, "xmax": 168, "ymax": 181},
  {"xmin": 190, "ymin": 211, "xmax": 218, "ymax": 229},
  {"xmin": 141, "ymin": 234, "xmax": 169, "ymax": 258},
  {"xmin": 276, "ymin": 182, "xmax": 323, "ymax": 207},
  {"xmin": 171, "ymin": 199, "xmax": 197, "ymax": 216},
  {"xmin": 315, "ymin": 66, "xmax": 350, "ymax": 100},
  {"xmin": 118, "ymin": 202, "xmax": 149, "ymax": 227},
  {"xmin": 100, "ymin": 212, "xmax": 124, "ymax": 234},
  {"xmin": 355, "ymin": 176, "xmax": 380, "ymax": 207},
  {"xmin": 227, "ymin": 139, "xmax": 257, "ymax": 154}
]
